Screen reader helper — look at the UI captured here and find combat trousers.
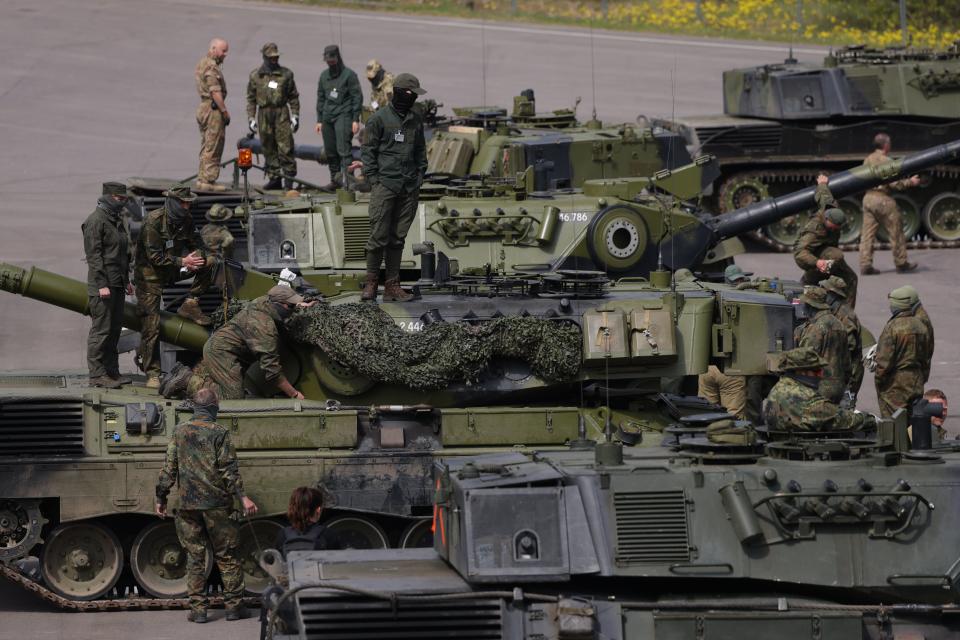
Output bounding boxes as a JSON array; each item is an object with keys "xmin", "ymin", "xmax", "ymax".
[
  {"xmin": 799, "ymin": 246, "xmax": 859, "ymax": 309},
  {"xmin": 135, "ymin": 269, "xmax": 214, "ymax": 378},
  {"xmin": 186, "ymin": 340, "xmax": 247, "ymax": 400},
  {"xmin": 197, "ymin": 101, "xmax": 226, "ymax": 184},
  {"xmin": 860, "ymin": 191, "xmax": 909, "ymax": 269},
  {"xmin": 366, "ymin": 183, "xmax": 419, "ymax": 275},
  {"xmin": 321, "ymin": 115, "xmax": 353, "ymax": 183},
  {"xmin": 698, "ymin": 365, "xmax": 746, "ymax": 419},
  {"xmin": 175, "ymin": 507, "xmax": 244, "ymax": 613},
  {"xmin": 87, "ymin": 288, "xmax": 125, "ymax": 377},
  {"xmin": 258, "ymin": 106, "xmax": 296, "ymax": 180}
]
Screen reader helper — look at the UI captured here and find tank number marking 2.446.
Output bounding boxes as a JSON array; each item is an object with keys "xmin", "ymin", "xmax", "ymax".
[{"xmin": 398, "ymin": 321, "xmax": 424, "ymax": 332}]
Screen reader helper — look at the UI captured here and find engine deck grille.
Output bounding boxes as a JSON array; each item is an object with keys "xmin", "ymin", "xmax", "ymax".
[
  {"xmin": 343, "ymin": 217, "xmax": 370, "ymax": 262},
  {"xmin": 614, "ymin": 490, "xmax": 691, "ymax": 563},
  {"xmin": 695, "ymin": 124, "xmax": 783, "ymax": 150},
  {"xmin": 0, "ymin": 398, "xmax": 84, "ymax": 456}
]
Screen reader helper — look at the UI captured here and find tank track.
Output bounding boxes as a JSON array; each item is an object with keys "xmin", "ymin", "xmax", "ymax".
[
  {"xmin": 0, "ymin": 562, "xmax": 259, "ymax": 612},
  {"xmin": 720, "ymin": 166, "xmax": 960, "ymax": 252}
]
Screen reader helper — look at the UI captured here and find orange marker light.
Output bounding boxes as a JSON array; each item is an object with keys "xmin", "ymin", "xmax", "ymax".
[{"xmin": 237, "ymin": 148, "xmax": 253, "ymax": 169}]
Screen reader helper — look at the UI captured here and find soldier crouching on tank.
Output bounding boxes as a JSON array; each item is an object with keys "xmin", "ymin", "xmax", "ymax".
[
  {"xmin": 182, "ymin": 285, "xmax": 317, "ymax": 400},
  {"xmin": 200, "ymin": 203, "xmax": 235, "ymax": 259},
  {"xmin": 763, "ymin": 347, "xmax": 873, "ymax": 432}
]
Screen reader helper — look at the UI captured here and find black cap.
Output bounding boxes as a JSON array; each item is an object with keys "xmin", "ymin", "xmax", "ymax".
[
  {"xmin": 102, "ymin": 182, "xmax": 127, "ymax": 197},
  {"xmin": 323, "ymin": 44, "xmax": 340, "ymax": 59}
]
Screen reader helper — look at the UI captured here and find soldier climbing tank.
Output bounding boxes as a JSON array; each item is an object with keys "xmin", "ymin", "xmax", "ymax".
[{"xmin": 656, "ymin": 44, "xmax": 960, "ymax": 248}]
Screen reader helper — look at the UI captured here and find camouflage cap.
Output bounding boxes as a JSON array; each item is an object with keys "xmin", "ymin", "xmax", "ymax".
[
  {"xmin": 267, "ymin": 284, "xmax": 304, "ymax": 305},
  {"xmin": 673, "ymin": 268, "xmax": 696, "ymax": 283},
  {"xmin": 393, "ymin": 73, "xmax": 427, "ymax": 95},
  {"xmin": 162, "ymin": 185, "xmax": 197, "ymax": 202},
  {"xmin": 261, "ymin": 42, "xmax": 280, "ymax": 57},
  {"xmin": 798, "ymin": 285, "xmax": 830, "ymax": 309},
  {"xmin": 723, "ymin": 264, "xmax": 751, "ymax": 283},
  {"xmin": 778, "ymin": 347, "xmax": 826, "ymax": 372},
  {"xmin": 889, "ymin": 285, "xmax": 919, "ymax": 310},
  {"xmin": 323, "ymin": 44, "xmax": 340, "ymax": 60},
  {"xmin": 205, "ymin": 203, "xmax": 233, "ymax": 222},
  {"xmin": 366, "ymin": 59, "xmax": 382, "ymax": 79},
  {"xmin": 824, "ymin": 208, "xmax": 846, "ymax": 226},
  {"xmin": 101, "ymin": 181, "xmax": 127, "ymax": 197},
  {"xmin": 819, "ymin": 275, "xmax": 848, "ymax": 298}
]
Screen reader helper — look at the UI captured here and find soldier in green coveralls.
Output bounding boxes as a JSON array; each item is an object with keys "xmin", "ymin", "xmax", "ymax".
[{"xmin": 314, "ymin": 44, "xmax": 361, "ymax": 190}]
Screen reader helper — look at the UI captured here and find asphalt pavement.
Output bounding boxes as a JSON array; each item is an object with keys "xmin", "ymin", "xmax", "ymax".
[{"xmin": 0, "ymin": 0, "xmax": 956, "ymax": 635}]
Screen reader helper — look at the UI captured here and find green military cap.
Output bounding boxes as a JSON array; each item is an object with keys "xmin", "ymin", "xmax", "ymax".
[
  {"xmin": 268, "ymin": 284, "xmax": 304, "ymax": 305},
  {"xmin": 824, "ymin": 208, "xmax": 846, "ymax": 225},
  {"xmin": 393, "ymin": 73, "xmax": 427, "ymax": 95},
  {"xmin": 162, "ymin": 185, "xmax": 198, "ymax": 202},
  {"xmin": 819, "ymin": 275, "xmax": 847, "ymax": 298},
  {"xmin": 777, "ymin": 347, "xmax": 826, "ymax": 372},
  {"xmin": 205, "ymin": 203, "xmax": 233, "ymax": 222},
  {"xmin": 799, "ymin": 285, "xmax": 830, "ymax": 309},
  {"xmin": 323, "ymin": 44, "xmax": 340, "ymax": 60},
  {"xmin": 889, "ymin": 285, "xmax": 919, "ymax": 310},
  {"xmin": 261, "ymin": 42, "xmax": 280, "ymax": 57},
  {"xmin": 723, "ymin": 264, "xmax": 751, "ymax": 283},
  {"xmin": 102, "ymin": 181, "xmax": 128, "ymax": 197}
]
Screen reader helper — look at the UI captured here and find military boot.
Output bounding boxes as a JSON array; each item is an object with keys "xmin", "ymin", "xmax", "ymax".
[
  {"xmin": 107, "ymin": 372, "xmax": 132, "ymax": 386},
  {"xmin": 283, "ymin": 177, "xmax": 298, "ymax": 191},
  {"xmin": 263, "ymin": 176, "xmax": 283, "ymax": 190},
  {"xmin": 382, "ymin": 277, "xmax": 413, "ymax": 302},
  {"xmin": 187, "ymin": 609, "xmax": 208, "ymax": 624},
  {"xmin": 322, "ymin": 172, "xmax": 342, "ymax": 192},
  {"xmin": 177, "ymin": 297, "xmax": 212, "ymax": 326},
  {"xmin": 145, "ymin": 376, "xmax": 161, "ymax": 389},
  {"xmin": 225, "ymin": 606, "xmax": 248, "ymax": 621},
  {"xmin": 195, "ymin": 181, "xmax": 226, "ymax": 192},
  {"xmin": 90, "ymin": 375, "xmax": 122, "ymax": 389},
  {"xmin": 159, "ymin": 362, "xmax": 192, "ymax": 399},
  {"xmin": 361, "ymin": 272, "xmax": 379, "ymax": 301}
]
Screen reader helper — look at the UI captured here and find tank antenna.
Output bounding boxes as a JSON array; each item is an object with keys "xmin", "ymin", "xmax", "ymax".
[
  {"xmin": 326, "ymin": 9, "xmax": 336, "ymax": 44},
  {"xmin": 480, "ymin": 19, "xmax": 487, "ymax": 107},
  {"xmin": 589, "ymin": 20, "xmax": 598, "ymax": 122}
]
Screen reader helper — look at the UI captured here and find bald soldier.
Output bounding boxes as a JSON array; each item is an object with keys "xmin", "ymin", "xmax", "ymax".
[{"xmin": 195, "ymin": 38, "xmax": 230, "ymax": 192}]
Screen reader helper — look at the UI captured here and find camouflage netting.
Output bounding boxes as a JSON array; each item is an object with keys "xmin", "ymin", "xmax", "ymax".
[{"xmin": 285, "ymin": 302, "xmax": 582, "ymax": 390}]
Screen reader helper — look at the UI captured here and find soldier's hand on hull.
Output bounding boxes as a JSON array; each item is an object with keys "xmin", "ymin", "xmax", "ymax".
[
  {"xmin": 98, "ymin": 286, "xmax": 111, "ymax": 299},
  {"xmin": 155, "ymin": 502, "xmax": 167, "ymax": 518},
  {"xmin": 241, "ymin": 496, "xmax": 258, "ymax": 516},
  {"xmin": 297, "ymin": 300, "xmax": 318, "ymax": 309}
]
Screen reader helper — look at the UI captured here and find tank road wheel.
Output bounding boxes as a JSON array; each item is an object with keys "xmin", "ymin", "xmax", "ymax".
[
  {"xmin": 130, "ymin": 520, "xmax": 212, "ymax": 598},
  {"xmin": 878, "ymin": 194, "xmax": 921, "ymax": 241},
  {"xmin": 398, "ymin": 518, "xmax": 433, "ymax": 549},
  {"xmin": 324, "ymin": 516, "xmax": 389, "ymax": 550},
  {"xmin": 763, "ymin": 212, "xmax": 810, "ymax": 247},
  {"xmin": 837, "ymin": 197, "xmax": 864, "ymax": 244},
  {"xmin": 237, "ymin": 519, "xmax": 284, "ymax": 595},
  {"xmin": 718, "ymin": 174, "xmax": 769, "ymax": 213},
  {"xmin": 0, "ymin": 499, "xmax": 45, "ymax": 562},
  {"xmin": 585, "ymin": 205, "xmax": 649, "ymax": 273},
  {"xmin": 41, "ymin": 522, "xmax": 123, "ymax": 600},
  {"xmin": 922, "ymin": 192, "xmax": 960, "ymax": 241}
]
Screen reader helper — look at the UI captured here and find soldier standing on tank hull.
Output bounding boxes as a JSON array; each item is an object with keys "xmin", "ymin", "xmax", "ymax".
[
  {"xmin": 360, "ymin": 73, "xmax": 429, "ymax": 303},
  {"xmin": 794, "ymin": 286, "xmax": 850, "ymax": 404},
  {"xmin": 247, "ymin": 43, "xmax": 300, "ymax": 191},
  {"xmin": 315, "ymin": 45, "xmax": 361, "ymax": 190},
  {"xmin": 155, "ymin": 388, "xmax": 258, "ymax": 623},
  {"xmin": 793, "ymin": 174, "xmax": 859, "ymax": 307},
  {"xmin": 860, "ymin": 133, "xmax": 920, "ymax": 275},
  {"xmin": 195, "ymin": 38, "xmax": 230, "ymax": 192},
  {"xmin": 875, "ymin": 286, "xmax": 933, "ymax": 418},
  {"xmin": 83, "ymin": 182, "xmax": 134, "ymax": 389},
  {"xmin": 134, "ymin": 186, "xmax": 216, "ymax": 389}
]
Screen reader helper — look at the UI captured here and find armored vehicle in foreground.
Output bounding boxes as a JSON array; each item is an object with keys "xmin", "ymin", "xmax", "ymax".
[
  {"xmin": 0, "ymin": 140, "xmax": 956, "ymax": 609},
  {"xmin": 656, "ymin": 45, "xmax": 960, "ymax": 247}
]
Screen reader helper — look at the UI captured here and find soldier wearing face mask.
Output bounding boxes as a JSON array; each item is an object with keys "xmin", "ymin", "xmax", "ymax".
[
  {"xmin": 134, "ymin": 185, "xmax": 217, "ymax": 388},
  {"xmin": 246, "ymin": 42, "xmax": 300, "ymax": 190},
  {"xmin": 875, "ymin": 285, "xmax": 933, "ymax": 417},
  {"xmin": 314, "ymin": 44, "xmax": 362, "ymax": 190}
]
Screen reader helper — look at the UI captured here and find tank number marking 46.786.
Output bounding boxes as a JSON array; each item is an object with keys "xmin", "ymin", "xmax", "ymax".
[{"xmin": 559, "ymin": 212, "xmax": 591, "ymax": 223}]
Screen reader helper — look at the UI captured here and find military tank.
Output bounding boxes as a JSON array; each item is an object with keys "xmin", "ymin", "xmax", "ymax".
[
  {"xmin": 0, "ymin": 140, "xmax": 956, "ymax": 609},
  {"xmin": 265, "ymin": 407, "xmax": 960, "ymax": 640},
  {"xmin": 656, "ymin": 44, "xmax": 960, "ymax": 248}
]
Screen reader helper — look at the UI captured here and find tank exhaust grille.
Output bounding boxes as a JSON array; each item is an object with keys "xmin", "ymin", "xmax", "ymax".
[
  {"xmin": 297, "ymin": 596, "xmax": 503, "ymax": 640},
  {"xmin": 343, "ymin": 217, "xmax": 370, "ymax": 262},
  {"xmin": 614, "ymin": 490, "xmax": 690, "ymax": 563},
  {"xmin": 695, "ymin": 124, "xmax": 782, "ymax": 150},
  {"xmin": 0, "ymin": 375, "xmax": 66, "ymax": 388},
  {"xmin": 0, "ymin": 398, "xmax": 84, "ymax": 456}
]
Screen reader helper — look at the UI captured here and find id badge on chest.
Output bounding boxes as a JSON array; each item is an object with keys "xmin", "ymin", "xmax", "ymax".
[
  {"xmin": 268, "ymin": 80, "xmax": 279, "ymax": 90},
  {"xmin": 393, "ymin": 129, "xmax": 405, "ymax": 143},
  {"xmin": 165, "ymin": 239, "xmax": 174, "ymax": 250},
  {"xmin": 330, "ymin": 87, "xmax": 339, "ymax": 99}
]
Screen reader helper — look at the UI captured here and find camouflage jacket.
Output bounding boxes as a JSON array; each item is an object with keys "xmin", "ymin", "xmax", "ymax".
[
  {"xmin": 205, "ymin": 296, "xmax": 284, "ymax": 384},
  {"xmin": 369, "ymin": 71, "xmax": 394, "ymax": 110},
  {"xmin": 246, "ymin": 64, "xmax": 300, "ymax": 118},
  {"xmin": 832, "ymin": 301, "xmax": 864, "ymax": 395},
  {"xmin": 200, "ymin": 223, "xmax": 234, "ymax": 258},
  {"xmin": 195, "ymin": 55, "xmax": 227, "ymax": 102},
  {"xmin": 763, "ymin": 374, "xmax": 866, "ymax": 432},
  {"xmin": 134, "ymin": 206, "xmax": 203, "ymax": 284},
  {"xmin": 82, "ymin": 203, "xmax": 131, "ymax": 293},
  {"xmin": 915, "ymin": 305, "xmax": 934, "ymax": 381},
  {"xmin": 793, "ymin": 211, "xmax": 840, "ymax": 271},
  {"xmin": 795, "ymin": 308, "xmax": 850, "ymax": 402},
  {"xmin": 156, "ymin": 416, "xmax": 244, "ymax": 510},
  {"xmin": 316, "ymin": 66, "xmax": 362, "ymax": 122},
  {"xmin": 361, "ymin": 103, "xmax": 428, "ymax": 194},
  {"xmin": 875, "ymin": 308, "xmax": 932, "ymax": 406},
  {"xmin": 863, "ymin": 150, "xmax": 912, "ymax": 195}
]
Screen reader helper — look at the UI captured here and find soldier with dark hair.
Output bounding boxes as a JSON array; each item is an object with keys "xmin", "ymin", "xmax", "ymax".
[
  {"xmin": 274, "ymin": 486, "xmax": 342, "ymax": 558},
  {"xmin": 156, "ymin": 388, "xmax": 258, "ymax": 623},
  {"xmin": 859, "ymin": 133, "xmax": 920, "ymax": 275},
  {"xmin": 875, "ymin": 286, "xmax": 933, "ymax": 417},
  {"xmin": 247, "ymin": 42, "xmax": 300, "ymax": 190},
  {"xmin": 794, "ymin": 286, "xmax": 850, "ymax": 404},
  {"xmin": 820, "ymin": 275, "xmax": 864, "ymax": 399},
  {"xmin": 314, "ymin": 45, "xmax": 362, "ymax": 189}
]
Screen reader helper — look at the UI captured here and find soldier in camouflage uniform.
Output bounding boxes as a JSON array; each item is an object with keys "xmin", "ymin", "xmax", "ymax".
[
  {"xmin": 200, "ymin": 204, "xmax": 235, "ymax": 260},
  {"xmin": 365, "ymin": 59, "xmax": 394, "ymax": 113},
  {"xmin": 763, "ymin": 347, "xmax": 872, "ymax": 432},
  {"xmin": 83, "ymin": 182, "xmax": 133, "ymax": 388},
  {"xmin": 156, "ymin": 388, "xmax": 258, "ymax": 623},
  {"xmin": 195, "ymin": 38, "xmax": 230, "ymax": 192},
  {"xmin": 793, "ymin": 173, "xmax": 859, "ymax": 307},
  {"xmin": 860, "ymin": 133, "xmax": 920, "ymax": 275},
  {"xmin": 820, "ymin": 275, "xmax": 864, "ymax": 400},
  {"xmin": 314, "ymin": 45, "xmax": 362, "ymax": 189},
  {"xmin": 899, "ymin": 285, "xmax": 934, "ymax": 377},
  {"xmin": 360, "ymin": 73, "xmax": 428, "ymax": 303},
  {"xmin": 246, "ymin": 42, "xmax": 300, "ymax": 190},
  {"xmin": 187, "ymin": 286, "xmax": 316, "ymax": 400},
  {"xmin": 134, "ymin": 186, "xmax": 216, "ymax": 388},
  {"xmin": 875, "ymin": 285, "xmax": 933, "ymax": 417},
  {"xmin": 794, "ymin": 286, "xmax": 850, "ymax": 404}
]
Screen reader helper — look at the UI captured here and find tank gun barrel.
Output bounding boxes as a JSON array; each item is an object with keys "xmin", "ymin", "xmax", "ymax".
[
  {"xmin": 0, "ymin": 262, "xmax": 209, "ymax": 352},
  {"xmin": 714, "ymin": 139, "xmax": 960, "ymax": 239}
]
